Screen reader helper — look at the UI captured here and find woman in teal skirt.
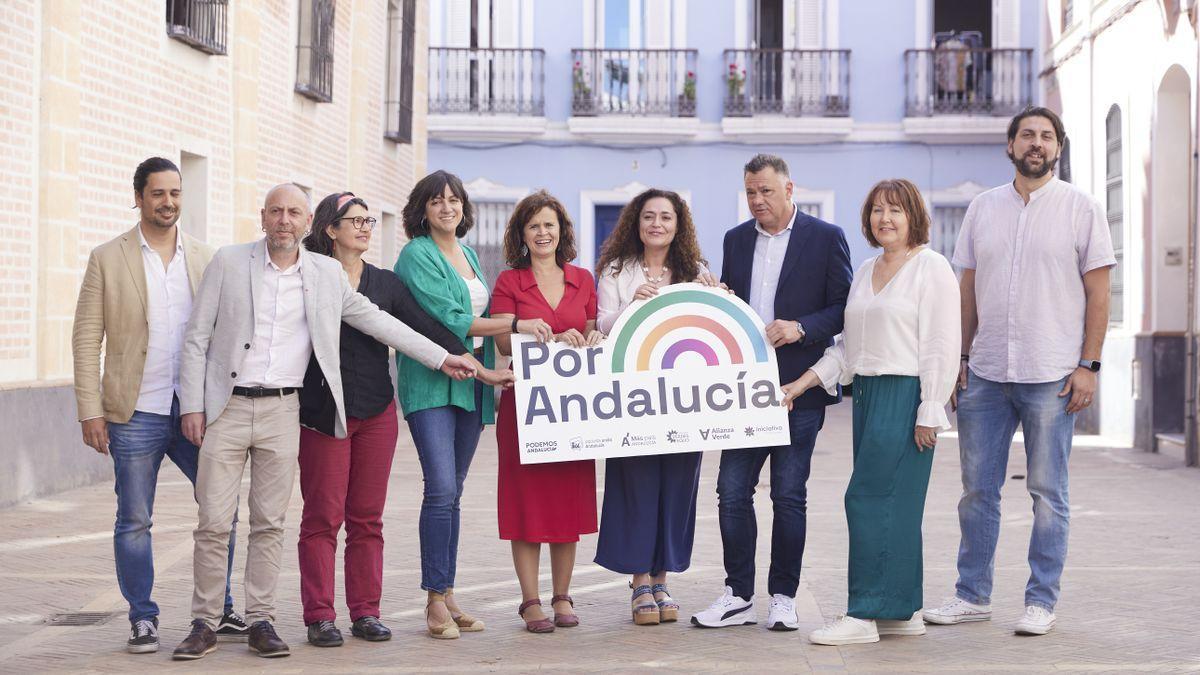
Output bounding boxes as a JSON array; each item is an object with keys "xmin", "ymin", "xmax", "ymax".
[{"xmin": 781, "ymin": 179, "xmax": 960, "ymax": 646}]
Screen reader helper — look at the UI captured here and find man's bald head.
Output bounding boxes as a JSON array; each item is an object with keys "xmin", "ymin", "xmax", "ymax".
[{"xmin": 264, "ymin": 183, "xmax": 311, "ymax": 212}]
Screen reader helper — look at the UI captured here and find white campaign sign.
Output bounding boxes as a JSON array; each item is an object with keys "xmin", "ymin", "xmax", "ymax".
[{"xmin": 510, "ymin": 284, "xmax": 791, "ymax": 464}]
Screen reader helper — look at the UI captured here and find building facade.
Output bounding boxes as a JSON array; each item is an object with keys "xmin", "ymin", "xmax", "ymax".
[
  {"xmin": 0, "ymin": 0, "xmax": 430, "ymax": 505},
  {"xmin": 426, "ymin": 0, "xmax": 1043, "ymax": 286},
  {"xmin": 1041, "ymin": 0, "xmax": 1198, "ymax": 464}
]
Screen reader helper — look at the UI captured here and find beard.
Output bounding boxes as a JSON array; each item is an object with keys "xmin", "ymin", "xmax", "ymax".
[
  {"xmin": 1008, "ymin": 149, "xmax": 1059, "ymax": 179},
  {"xmin": 145, "ymin": 207, "xmax": 180, "ymax": 229},
  {"xmin": 266, "ymin": 231, "xmax": 301, "ymax": 253}
]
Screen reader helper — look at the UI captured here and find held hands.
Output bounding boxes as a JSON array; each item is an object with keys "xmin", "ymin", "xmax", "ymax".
[
  {"xmin": 477, "ymin": 366, "xmax": 516, "ymax": 389},
  {"xmin": 440, "ymin": 354, "xmax": 478, "ymax": 381},
  {"xmin": 765, "ymin": 320, "xmax": 803, "ymax": 348},
  {"xmin": 1059, "ymin": 366, "xmax": 1098, "ymax": 413},
  {"xmin": 80, "ymin": 418, "xmax": 110, "ymax": 455},
  {"xmin": 914, "ymin": 425, "xmax": 938, "ymax": 451},
  {"xmin": 950, "ymin": 361, "xmax": 968, "ymax": 411},
  {"xmin": 517, "ymin": 318, "xmax": 554, "ymax": 343},
  {"xmin": 181, "ymin": 412, "xmax": 206, "ymax": 448},
  {"xmin": 553, "ymin": 329, "xmax": 606, "ymax": 348}
]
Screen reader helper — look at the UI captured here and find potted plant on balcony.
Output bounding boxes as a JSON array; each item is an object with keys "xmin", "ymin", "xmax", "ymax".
[
  {"xmin": 726, "ymin": 62, "xmax": 747, "ymax": 115},
  {"xmin": 676, "ymin": 70, "xmax": 697, "ymax": 116},
  {"xmin": 572, "ymin": 60, "xmax": 596, "ymax": 116}
]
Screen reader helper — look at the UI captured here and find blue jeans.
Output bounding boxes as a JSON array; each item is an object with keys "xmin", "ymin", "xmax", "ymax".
[
  {"xmin": 717, "ymin": 407, "xmax": 825, "ymax": 599},
  {"xmin": 954, "ymin": 370, "xmax": 1075, "ymax": 611},
  {"xmin": 108, "ymin": 397, "xmax": 237, "ymax": 622},
  {"xmin": 406, "ymin": 383, "xmax": 484, "ymax": 593}
]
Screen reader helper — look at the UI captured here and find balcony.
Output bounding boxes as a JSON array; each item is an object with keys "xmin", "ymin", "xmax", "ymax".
[
  {"xmin": 902, "ymin": 47, "xmax": 1034, "ymax": 142},
  {"xmin": 166, "ymin": 0, "xmax": 228, "ymax": 55},
  {"xmin": 568, "ymin": 48, "xmax": 700, "ymax": 143},
  {"xmin": 722, "ymin": 49, "xmax": 850, "ymax": 117},
  {"xmin": 720, "ymin": 48, "xmax": 853, "ymax": 143},
  {"xmin": 427, "ymin": 47, "xmax": 546, "ymax": 142}
]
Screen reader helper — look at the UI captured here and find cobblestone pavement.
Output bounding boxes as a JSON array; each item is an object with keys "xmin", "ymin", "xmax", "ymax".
[{"xmin": 1, "ymin": 404, "xmax": 1198, "ymax": 673}]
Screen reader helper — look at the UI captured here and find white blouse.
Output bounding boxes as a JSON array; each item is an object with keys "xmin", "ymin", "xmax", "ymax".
[
  {"xmin": 596, "ymin": 259, "xmax": 710, "ymax": 335},
  {"xmin": 810, "ymin": 248, "xmax": 962, "ymax": 431},
  {"xmin": 465, "ymin": 275, "xmax": 488, "ymax": 350}
]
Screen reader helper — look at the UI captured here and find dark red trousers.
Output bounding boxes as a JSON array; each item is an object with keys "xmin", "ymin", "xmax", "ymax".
[{"xmin": 297, "ymin": 401, "xmax": 398, "ymax": 624}]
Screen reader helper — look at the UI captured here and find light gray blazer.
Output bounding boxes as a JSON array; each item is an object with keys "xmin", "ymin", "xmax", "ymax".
[{"xmin": 180, "ymin": 239, "xmax": 448, "ymax": 438}]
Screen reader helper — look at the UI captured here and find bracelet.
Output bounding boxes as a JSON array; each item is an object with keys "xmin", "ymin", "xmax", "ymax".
[
  {"xmin": 511, "ymin": 317, "xmax": 519, "ymax": 334},
  {"xmin": 960, "ymin": 354, "xmax": 970, "ymax": 362}
]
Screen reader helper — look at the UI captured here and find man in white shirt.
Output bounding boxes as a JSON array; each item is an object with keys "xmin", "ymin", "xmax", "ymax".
[
  {"xmin": 172, "ymin": 184, "xmax": 478, "ymax": 660},
  {"xmin": 71, "ymin": 157, "xmax": 245, "ymax": 654},
  {"xmin": 924, "ymin": 107, "xmax": 1116, "ymax": 635}
]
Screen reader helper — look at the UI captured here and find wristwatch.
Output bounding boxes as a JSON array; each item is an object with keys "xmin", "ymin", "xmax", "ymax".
[
  {"xmin": 794, "ymin": 321, "xmax": 806, "ymax": 342},
  {"xmin": 1078, "ymin": 359, "xmax": 1101, "ymax": 372}
]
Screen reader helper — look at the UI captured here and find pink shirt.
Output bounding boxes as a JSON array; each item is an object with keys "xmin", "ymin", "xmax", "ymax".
[{"xmin": 953, "ymin": 178, "xmax": 1116, "ymax": 383}]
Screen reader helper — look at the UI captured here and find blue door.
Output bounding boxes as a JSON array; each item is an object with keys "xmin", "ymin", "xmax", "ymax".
[{"xmin": 594, "ymin": 204, "xmax": 623, "ymax": 263}]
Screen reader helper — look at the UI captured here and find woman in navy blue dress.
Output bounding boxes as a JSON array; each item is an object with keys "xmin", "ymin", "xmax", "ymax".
[{"xmin": 592, "ymin": 188, "xmax": 720, "ymax": 625}]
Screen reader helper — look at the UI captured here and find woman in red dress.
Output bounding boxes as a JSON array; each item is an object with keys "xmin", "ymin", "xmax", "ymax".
[{"xmin": 491, "ymin": 190, "xmax": 604, "ymax": 633}]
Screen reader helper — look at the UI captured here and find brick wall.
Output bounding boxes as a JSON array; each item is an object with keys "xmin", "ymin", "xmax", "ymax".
[{"xmin": 0, "ymin": 0, "xmax": 428, "ymax": 386}]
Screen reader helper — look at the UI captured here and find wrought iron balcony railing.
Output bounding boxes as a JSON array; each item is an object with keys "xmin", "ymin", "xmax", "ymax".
[
  {"xmin": 166, "ymin": 0, "xmax": 228, "ymax": 55},
  {"xmin": 570, "ymin": 48, "xmax": 698, "ymax": 117},
  {"xmin": 904, "ymin": 48, "xmax": 1033, "ymax": 116},
  {"xmin": 428, "ymin": 47, "xmax": 545, "ymax": 116},
  {"xmin": 723, "ymin": 49, "xmax": 850, "ymax": 117}
]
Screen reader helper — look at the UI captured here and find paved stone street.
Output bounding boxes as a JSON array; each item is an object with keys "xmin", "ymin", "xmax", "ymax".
[{"xmin": 0, "ymin": 403, "xmax": 1197, "ymax": 673}]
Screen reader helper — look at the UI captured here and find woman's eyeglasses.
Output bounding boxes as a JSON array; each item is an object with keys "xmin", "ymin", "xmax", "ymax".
[{"xmin": 339, "ymin": 216, "xmax": 378, "ymax": 231}]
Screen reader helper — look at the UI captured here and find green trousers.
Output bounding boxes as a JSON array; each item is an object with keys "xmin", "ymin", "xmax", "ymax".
[{"xmin": 846, "ymin": 375, "xmax": 934, "ymax": 620}]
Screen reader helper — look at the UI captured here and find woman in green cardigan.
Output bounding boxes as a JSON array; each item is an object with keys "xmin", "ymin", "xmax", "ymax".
[{"xmin": 395, "ymin": 170, "xmax": 552, "ymax": 640}]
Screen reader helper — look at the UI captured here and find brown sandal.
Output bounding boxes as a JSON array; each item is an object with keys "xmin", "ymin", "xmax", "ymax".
[
  {"xmin": 426, "ymin": 592, "xmax": 460, "ymax": 640},
  {"xmin": 446, "ymin": 587, "xmax": 485, "ymax": 632},
  {"xmin": 552, "ymin": 594, "xmax": 579, "ymax": 628},
  {"xmin": 518, "ymin": 599, "xmax": 555, "ymax": 633},
  {"xmin": 631, "ymin": 585, "xmax": 660, "ymax": 625}
]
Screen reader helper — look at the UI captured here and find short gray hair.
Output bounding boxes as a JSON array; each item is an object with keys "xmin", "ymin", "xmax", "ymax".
[{"xmin": 744, "ymin": 154, "xmax": 790, "ymax": 177}]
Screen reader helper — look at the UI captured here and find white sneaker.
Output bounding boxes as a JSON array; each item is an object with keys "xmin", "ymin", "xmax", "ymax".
[
  {"xmin": 1014, "ymin": 605, "xmax": 1056, "ymax": 635},
  {"xmin": 808, "ymin": 615, "xmax": 879, "ymax": 646},
  {"xmin": 877, "ymin": 612, "xmax": 926, "ymax": 636},
  {"xmin": 690, "ymin": 586, "xmax": 756, "ymax": 628},
  {"xmin": 766, "ymin": 594, "xmax": 799, "ymax": 631},
  {"xmin": 922, "ymin": 597, "xmax": 992, "ymax": 625}
]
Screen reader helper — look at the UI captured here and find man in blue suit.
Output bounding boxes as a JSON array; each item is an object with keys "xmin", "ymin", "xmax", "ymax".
[{"xmin": 691, "ymin": 154, "xmax": 852, "ymax": 631}]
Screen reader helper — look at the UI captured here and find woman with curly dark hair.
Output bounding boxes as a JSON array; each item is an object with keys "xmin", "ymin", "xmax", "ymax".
[
  {"xmin": 489, "ymin": 189, "xmax": 603, "ymax": 633},
  {"xmin": 592, "ymin": 188, "xmax": 721, "ymax": 625}
]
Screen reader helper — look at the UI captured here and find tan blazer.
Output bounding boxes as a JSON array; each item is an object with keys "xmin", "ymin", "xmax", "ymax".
[{"xmin": 72, "ymin": 225, "xmax": 213, "ymax": 423}]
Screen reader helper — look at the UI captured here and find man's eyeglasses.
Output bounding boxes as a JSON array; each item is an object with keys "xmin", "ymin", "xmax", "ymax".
[{"xmin": 339, "ymin": 216, "xmax": 378, "ymax": 231}]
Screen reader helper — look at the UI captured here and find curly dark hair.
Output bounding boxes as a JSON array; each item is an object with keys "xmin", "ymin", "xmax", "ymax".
[
  {"xmin": 594, "ymin": 188, "xmax": 706, "ymax": 282},
  {"xmin": 502, "ymin": 190, "xmax": 577, "ymax": 269},
  {"xmin": 302, "ymin": 191, "xmax": 369, "ymax": 258},
  {"xmin": 402, "ymin": 170, "xmax": 474, "ymax": 239}
]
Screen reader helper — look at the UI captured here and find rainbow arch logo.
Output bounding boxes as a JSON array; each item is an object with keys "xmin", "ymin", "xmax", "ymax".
[{"xmin": 608, "ymin": 285, "xmax": 771, "ymax": 374}]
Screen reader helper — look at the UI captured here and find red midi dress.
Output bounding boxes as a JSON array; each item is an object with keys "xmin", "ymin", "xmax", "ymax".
[{"xmin": 491, "ymin": 265, "xmax": 599, "ymax": 542}]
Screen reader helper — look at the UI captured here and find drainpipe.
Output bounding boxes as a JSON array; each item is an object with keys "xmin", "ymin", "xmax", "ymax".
[{"xmin": 1187, "ymin": 22, "xmax": 1199, "ymax": 467}]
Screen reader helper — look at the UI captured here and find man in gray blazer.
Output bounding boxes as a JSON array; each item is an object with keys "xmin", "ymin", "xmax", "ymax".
[{"xmin": 172, "ymin": 183, "xmax": 476, "ymax": 660}]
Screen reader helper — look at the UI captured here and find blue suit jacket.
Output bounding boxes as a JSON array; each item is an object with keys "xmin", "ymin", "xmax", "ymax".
[{"xmin": 720, "ymin": 211, "xmax": 853, "ymax": 410}]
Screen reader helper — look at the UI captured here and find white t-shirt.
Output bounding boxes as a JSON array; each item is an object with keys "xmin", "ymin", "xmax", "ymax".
[{"xmin": 465, "ymin": 275, "xmax": 488, "ymax": 350}]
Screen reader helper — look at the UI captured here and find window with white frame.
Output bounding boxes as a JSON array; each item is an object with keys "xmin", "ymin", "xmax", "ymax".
[
  {"xmin": 464, "ymin": 201, "xmax": 515, "ymax": 285},
  {"xmin": 1106, "ymin": 105, "xmax": 1124, "ymax": 325},
  {"xmin": 736, "ymin": 188, "xmax": 831, "ymax": 224},
  {"xmin": 931, "ymin": 205, "xmax": 967, "ymax": 260}
]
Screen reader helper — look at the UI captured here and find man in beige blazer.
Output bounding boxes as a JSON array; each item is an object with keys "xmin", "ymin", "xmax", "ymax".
[
  {"xmin": 171, "ymin": 183, "xmax": 478, "ymax": 660},
  {"xmin": 71, "ymin": 157, "xmax": 245, "ymax": 655}
]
